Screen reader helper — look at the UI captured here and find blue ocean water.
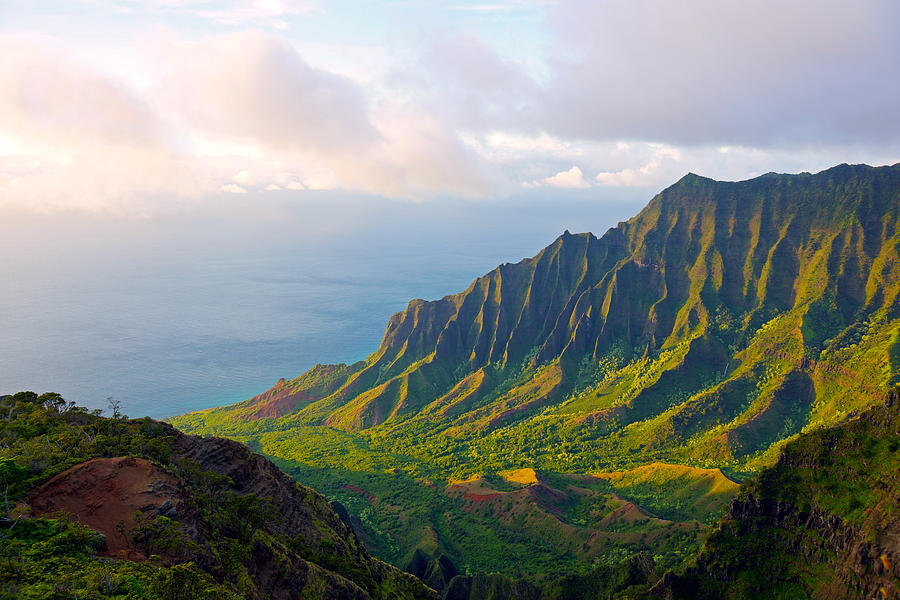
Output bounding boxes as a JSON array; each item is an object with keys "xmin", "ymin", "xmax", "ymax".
[{"xmin": 0, "ymin": 193, "xmax": 647, "ymax": 419}]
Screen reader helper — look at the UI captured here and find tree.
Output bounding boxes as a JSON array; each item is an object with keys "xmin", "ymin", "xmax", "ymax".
[
  {"xmin": 38, "ymin": 392, "xmax": 66, "ymax": 412},
  {"xmin": 107, "ymin": 396, "xmax": 125, "ymax": 420}
]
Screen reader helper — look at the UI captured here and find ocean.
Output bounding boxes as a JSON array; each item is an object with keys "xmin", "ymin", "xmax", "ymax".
[{"xmin": 0, "ymin": 192, "xmax": 647, "ymax": 419}]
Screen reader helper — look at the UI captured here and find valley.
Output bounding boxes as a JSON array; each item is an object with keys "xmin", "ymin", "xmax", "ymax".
[{"xmin": 172, "ymin": 163, "xmax": 900, "ymax": 585}]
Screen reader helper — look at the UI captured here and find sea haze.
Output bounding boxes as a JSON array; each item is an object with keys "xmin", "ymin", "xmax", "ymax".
[{"xmin": 1, "ymin": 192, "xmax": 647, "ymax": 419}]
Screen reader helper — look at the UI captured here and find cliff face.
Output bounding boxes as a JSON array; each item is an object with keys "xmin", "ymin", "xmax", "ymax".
[
  {"xmin": 183, "ymin": 163, "xmax": 900, "ymax": 460},
  {"xmin": 170, "ymin": 164, "xmax": 900, "ymax": 583},
  {"xmin": 0, "ymin": 392, "xmax": 438, "ymax": 600},
  {"xmin": 658, "ymin": 389, "xmax": 900, "ymax": 600},
  {"xmin": 328, "ymin": 163, "xmax": 900, "ymax": 435}
]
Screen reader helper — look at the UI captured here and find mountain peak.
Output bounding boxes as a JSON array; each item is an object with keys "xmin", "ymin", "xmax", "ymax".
[
  {"xmin": 674, "ymin": 172, "xmax": 715, "ymax": 186},
  {"xmin": 178, "ymin": 161, "xmax": 900, "ymax": 448},
  {"xmin": 554, "ymin": 229, "xmax": 595, "ymax": 245},
  {"xmin": 172, "ymin": 162, "xmax": 900, "ymax": 585}
]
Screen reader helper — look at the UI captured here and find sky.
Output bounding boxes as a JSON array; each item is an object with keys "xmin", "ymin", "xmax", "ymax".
[{"xmin": 1, "ymin": 0, "xmax": 899, "ymax": 214}]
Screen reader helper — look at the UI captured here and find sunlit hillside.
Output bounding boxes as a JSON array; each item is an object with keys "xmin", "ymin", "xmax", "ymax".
[{"xmin": 173, "ymin": 163, "xmax": 900, "ymax": 577}]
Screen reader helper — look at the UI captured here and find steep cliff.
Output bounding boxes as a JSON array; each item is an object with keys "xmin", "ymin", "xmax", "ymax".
[
  {"xmin": 181, "ymin": 163, "xmax": 900, "ymax": 455},
  {"xmin": 173, "ymin": 164, "xmax": 900, "ymax": 579}
]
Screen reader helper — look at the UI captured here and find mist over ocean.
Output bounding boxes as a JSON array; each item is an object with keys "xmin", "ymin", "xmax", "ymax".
[{"xmin": 1, "ymin": 193, "xmax": 646, "ymax": 419}]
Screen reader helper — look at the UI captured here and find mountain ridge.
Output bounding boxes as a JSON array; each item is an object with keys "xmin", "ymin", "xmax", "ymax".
[
  {"xmin": 180, "ymin": 162, "xmax": 900, "ymax": 438},
  {"xmin": 172, "ymin": 162, "xmax": 900, "ymax": 578}
]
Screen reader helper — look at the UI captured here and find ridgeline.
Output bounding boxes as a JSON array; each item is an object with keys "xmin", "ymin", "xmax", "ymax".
[{"xmin": 173, "ymin": 163, "xmax": 900, "ymax": 581}]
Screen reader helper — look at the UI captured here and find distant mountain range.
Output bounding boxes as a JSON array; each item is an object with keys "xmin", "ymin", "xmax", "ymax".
[{"xmin": 172, "ymin": 163, "xmax": 900, "ymax": 586}]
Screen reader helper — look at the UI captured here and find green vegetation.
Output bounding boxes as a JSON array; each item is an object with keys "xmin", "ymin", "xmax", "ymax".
[
  {"xmin": 172, "ymin": 164, "xmax": 900, "ymax": 581},
  {"xmin": 2, "ymin": 517, "xmax": 235, "ymax": 600},
  {"xmin": 430, "ymin": 388, "xmax": 900, "ymax": 599},
  {"xmin": 0, "ymin": 392, "xmax": 436, "ymax": 600},
  {"xmin": 660, "ymin": 387, "xmax": 900, "ymax": 599}
]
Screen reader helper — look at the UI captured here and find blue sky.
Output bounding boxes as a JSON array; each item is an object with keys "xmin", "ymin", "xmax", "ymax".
[{"xmin": 1, "ymin": 0, "xmax": 898, "ymax": 214}]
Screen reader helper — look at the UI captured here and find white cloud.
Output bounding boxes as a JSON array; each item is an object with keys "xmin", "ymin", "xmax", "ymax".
[
  {"xmin": 0, "ymin": 31, "xmax": 494, "ymax": 213},
  {"xmin": 595, "ymin": 146, "xmax": 683, "ymax": 187},
  {"xmin": 544, "ymin": 0, "xmax": 900, "ymax": 146},
  {"xmin": 3, "ymin": 3, "xmax": 900, "ymax": 215},
  {"xmin": 595, "ymin": 165, "xmax": 658, "ymax": 188},
  {"xmin": 232, "ymin": 170, "xmax": 257, "ymax": 186},
  {"xmin": 539, "ymin": 165, "xmax": 590, "ymax": 189},
  {"xmin": 96, "ymin": 0, "xmax": 317, "ymax": 28},
  {"xmin": 191, "ymin": 0, "xmax": 316, "ymax": 25},
  {"xmin": 477, "ymin": 132, "xmax": 582, "ymax": 160},
  {"xmin": 0, "ymin": 37, "xmax": 164, "ymax": 148},
  {"xmin": 160, "ymin": 31, "xmax": 493, "ymax": 199},
  {"xmin": 160, "ymin": 31, "xmax": 381, "ymax": 156},
  {"xmin": 0, "ymin": 35, "xmax": 203, "ymax": 214}
]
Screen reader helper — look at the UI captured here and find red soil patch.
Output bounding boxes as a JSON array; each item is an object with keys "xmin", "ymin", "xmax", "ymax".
[
  {"xmin": 343, "ymin": 485, "xmax": 378, "ymax": 505},
  {"xmin": 243, "ymin": 378, "xmax": 314, "ymax": 420},
  {"xmin": 28, "ymin": 457, "xmax": 188, "ymax": 561},
  {"xmin": 465, "ymin": 492, "xmax": 502, "ymax": 503}
]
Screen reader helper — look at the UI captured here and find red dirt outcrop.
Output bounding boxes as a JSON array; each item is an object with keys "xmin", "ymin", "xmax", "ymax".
[{"xmin": 28, "ymin": 456, "xmax": 188, "ymax": 560}]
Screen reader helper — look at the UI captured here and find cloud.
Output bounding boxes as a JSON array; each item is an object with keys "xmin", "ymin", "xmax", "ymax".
[
  {"xmin": 95, "ymin": 0, "xmax": 317, "ymax": 28},
  {"xmin": 160, "ymin": 31, "xmax": 494, "ymax": 199},
  {"xmin": 161, "ymin": 31, "xmax": 381, "ymax": 156},
  {"xmin": 544, "ymin": 0, "xmax": 900, "ymax": 146},
  {"xmin": 595, "ymin": 147, "xmax": 682, "ymax": 187},
  {"xmin": 445, "ymin": 2, "xmax": 551, "ymax": 13},
  {"xmin": 0, "ymin": 30, "xmax": 495, "ymax": 213},
  {"xmin": 232, "ymin": 171, "xmax": 258, "ymax": 186},
  {"xmin": 387, "ymin": 0, "xmax": 898, "ymax": 188},
  {"xmin": 393, "ymin": 32, "xmax": 542, "ymax": 132},
  {"xmin": 3, "ymin": 3, "xmax": 900, "ymax": 215},
  {"xmin": 0, "ymin": 37, "xmax": 163, "ymax": 147},
  {"xmin": 0, "ymin": 35, "xmax": 203, "ymax": 214},
  {"xmin": 539, "ymin": 165, "xmax": 590, "ymax": 188},
  {"xmin": 407, "ymin": 0, "xmax": 900, "ymax": 148},
  {"xmin": 190, "ymin": 0, "xmax": 316, "ymax": 25},
  {"xmin": 595, "ymin": 164, "xmax": 659, "ymax": 187}
]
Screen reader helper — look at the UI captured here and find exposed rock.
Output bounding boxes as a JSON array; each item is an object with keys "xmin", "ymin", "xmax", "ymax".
[{"xmin": 30, "ymin": 456, "xmax": 190, "ymax": 561}]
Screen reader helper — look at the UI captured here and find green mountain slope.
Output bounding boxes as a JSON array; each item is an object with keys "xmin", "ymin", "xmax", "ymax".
[
  {"xmin": 429, "ymin": 386, "xmax": 900, "ymax": 600},
  {"xmin": 0, "ymin": 392, "xmax": 437, "ymax": 600},
  {"xmin": 656, "ymin": 387, "xmax": 900, "ymax": 599},
  {"xmin": 173, "ymin": 163, "xmax": 900, "ymax": 579}
]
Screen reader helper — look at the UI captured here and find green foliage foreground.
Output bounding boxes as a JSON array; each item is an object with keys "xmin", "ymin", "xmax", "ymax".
[
  {"xmin": 0, "ymin": 392, "xmax": 436, "ymax": 600},
  {"xmin": 3, "ymin": 386, "xmax": 897, "ymax": 599}
]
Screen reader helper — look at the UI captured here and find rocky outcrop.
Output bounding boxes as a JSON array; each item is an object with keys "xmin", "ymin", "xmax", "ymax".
[{"xmin": 30, "ymin": 456, "xmax": 191, "ymax": 561}]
